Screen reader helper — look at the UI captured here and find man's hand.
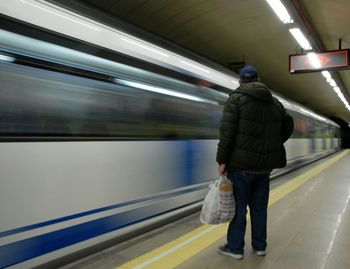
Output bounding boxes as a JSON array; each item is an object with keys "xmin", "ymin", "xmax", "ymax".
[{"xmin": 218, "ymin": 164, "xmax": 227, "ymax": 176}]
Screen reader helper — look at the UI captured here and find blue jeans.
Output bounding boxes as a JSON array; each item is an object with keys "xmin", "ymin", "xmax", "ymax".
[{"xmin": 227, "ymin": 170, "xmax": 270, "ymax": 254}]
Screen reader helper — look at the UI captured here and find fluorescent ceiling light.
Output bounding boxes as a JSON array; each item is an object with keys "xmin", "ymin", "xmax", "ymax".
[
  {"xmin": 115, "ymin": 79, "xmax": 217, "ymax": 104},
  {"xmin": 333, "ymin": 88, "xmax": 350, "ymax": 109},
  {"xmin": 321, "ymin": 71, "xmax": 330, "ymax": 79},
  {"xmin": 329, "ymin": 79, "xmax": 337, "ymax": 87},
  {"xmin": 289, "ymin": 28, "xmax": 312, "ymax": 50},
  {"xmin": 321, "ymin": 71, "xmax": 331, "ymax": 82},
  {"xmin": 307, "ymin": 53, "xmax": 321, "ymax": 68},
  {"xmin": 339, "ymin": 94, "xmax": 347, "ymax": 104},
  {"xmin": 265, "ymin": 0, "xmax": 294, "ymax": 24},
  {"xmin": 333, "ymin": 87, "xmax": 341, "ymax": 94}
]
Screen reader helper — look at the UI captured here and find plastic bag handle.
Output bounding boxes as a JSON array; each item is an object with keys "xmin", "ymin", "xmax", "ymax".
[
  {"xmin": 219, "ymin": 175, "xmax": 228, "ymax": 182},
  {"xmin": 212, "ymin": 175, "xmax": 228, "ymax": 188}
]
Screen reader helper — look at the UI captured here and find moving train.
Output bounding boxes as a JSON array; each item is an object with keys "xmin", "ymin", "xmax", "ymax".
[{"xmin": 0, "ymin": 1, "xmax": 340, "ymax": 268}]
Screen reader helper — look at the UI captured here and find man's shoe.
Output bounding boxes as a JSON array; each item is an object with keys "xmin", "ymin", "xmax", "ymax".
[
  {"xmin": 254, "ymin": 248, "xmax": 267, "ymax": 256},
  {"xmin": 218, "ymin": 244, "xmax": 244, "ymax": 260}
]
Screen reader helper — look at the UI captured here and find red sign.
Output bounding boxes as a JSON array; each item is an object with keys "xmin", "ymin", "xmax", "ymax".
[{"xmin": 289, "ymin": 49, "xmax": 350, "ymax": 73}]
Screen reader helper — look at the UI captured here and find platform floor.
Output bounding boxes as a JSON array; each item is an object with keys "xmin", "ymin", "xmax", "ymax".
[{"xmin": 61, "ymin": 150, "xmax": 350, "ymax": 269}]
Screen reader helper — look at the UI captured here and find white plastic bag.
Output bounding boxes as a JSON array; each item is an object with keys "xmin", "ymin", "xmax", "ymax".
[{"xmin": 200, "ymin": 176, "xmax": 235, "ymax": 224}]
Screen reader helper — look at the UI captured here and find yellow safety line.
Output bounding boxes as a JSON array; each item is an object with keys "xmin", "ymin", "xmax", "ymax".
[{"xmin": 117, "ymin": 149, "xmax": 349, "ymax": 269}]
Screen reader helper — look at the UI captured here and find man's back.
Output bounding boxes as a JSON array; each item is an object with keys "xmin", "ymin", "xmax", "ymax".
[{"xmin": 216, "ymin": 81, "xmax": 293, "ymax": 171}]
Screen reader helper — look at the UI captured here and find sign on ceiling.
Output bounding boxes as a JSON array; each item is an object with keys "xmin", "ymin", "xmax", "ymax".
[{"xmin": 289, "ymin": 49, "xmax": 350, "ymax": 73}]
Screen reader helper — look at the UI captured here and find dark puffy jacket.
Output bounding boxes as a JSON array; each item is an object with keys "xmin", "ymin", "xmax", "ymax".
[{"xmin": 216, "ymin": 82, "xmax": 294, "ymax": 170}]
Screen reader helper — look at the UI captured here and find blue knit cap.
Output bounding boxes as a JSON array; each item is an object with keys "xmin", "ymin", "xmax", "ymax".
[{"xmin": 240, "ymin": 65, "xmax": 258, "ymax": 81}]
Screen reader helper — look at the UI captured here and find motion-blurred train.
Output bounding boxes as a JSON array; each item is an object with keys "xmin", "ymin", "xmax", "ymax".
[{"xmin": 0, "ymin": 1, "xmax": 340, "ymax": 268}]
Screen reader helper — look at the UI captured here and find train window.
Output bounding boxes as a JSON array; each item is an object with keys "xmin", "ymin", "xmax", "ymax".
[
  {"xmin": 287, "ymin": 109, "xmax": 337, "ymax": 139},
  {"xmin": 0, "ymin": 62, "xmax": 222, "ymax": 140}
]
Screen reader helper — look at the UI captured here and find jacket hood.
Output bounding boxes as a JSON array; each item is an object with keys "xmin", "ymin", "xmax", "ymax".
[{"xmin": 234, "ymin": 82, "xmax": 273, "ymax": 102}]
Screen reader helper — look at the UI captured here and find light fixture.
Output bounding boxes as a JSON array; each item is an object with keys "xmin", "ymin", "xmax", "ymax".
[
  {"xmin": 332, "ymin": 87, "xmax": 350, "ymax": 110},
  {"xmin": 337, "ymin": 93, "xmax": 350, "ymax": 108},
  {"xmin": 263, "ymin": 0, "xmax": 347, "ymax": 114},
  {"xmin": 289, "ymin": 28, "xmax": 312, "ymax": 50},
  {"xmin": 329, "ymin": 79, "xmax": 337, "ymax": 87},
  {"xmin": 307, "ymin": 53, "xmax": 321, "ymax": 68},
  {"xmin": 339, "ymin": 94, "xmax": 347, "ymax": 104},
  {"xmin": 265, "ymin": 0, "xmax": 294, "ymax": 24},
  {"xmin": 0, "ymin": 54, "xmax": 15, "ymax": 62},
  {"xmin": 321, "ymin": 71, "xmax": 330, "ymax": 78},
  {"xmin": 333, "ymin": 87, "xmax": 341, "ymax": 94},
  {"xmin": 321, "ymin": 71, "xmax": 332, "ymax": 82}
]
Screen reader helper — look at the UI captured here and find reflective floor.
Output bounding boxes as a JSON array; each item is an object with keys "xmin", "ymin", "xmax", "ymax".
[{"xmin": 62, "ymin": 150, "xmax": 350, "ymax": 269}]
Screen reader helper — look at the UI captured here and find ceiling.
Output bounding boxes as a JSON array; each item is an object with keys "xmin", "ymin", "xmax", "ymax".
[{"xmin": 60, "ymin": 0, "xmax": 350, "ymax": 121}]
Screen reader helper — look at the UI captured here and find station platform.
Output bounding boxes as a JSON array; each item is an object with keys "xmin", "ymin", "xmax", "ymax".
[{"xmin": 61, "ymin": 149, "xmax": 350, "ymax": 269}]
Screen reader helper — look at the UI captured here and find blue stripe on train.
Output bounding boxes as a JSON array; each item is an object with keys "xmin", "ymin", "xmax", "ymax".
[
  {"xmin": 0, "ymin": 198, "xmax": 203, "ymax": 268},
  {"xmin": 0, "ymin": 185, "xmax": 207, "ymax": 239},
  {"xmin": 185, "ymin": 140, "xmax": 194, "ymax": 185}
]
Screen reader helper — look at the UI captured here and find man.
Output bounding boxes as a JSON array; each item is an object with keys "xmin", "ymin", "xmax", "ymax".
[{"xmin": 216, "ymin": 65, "xmax": 294, "ymax": 259}]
